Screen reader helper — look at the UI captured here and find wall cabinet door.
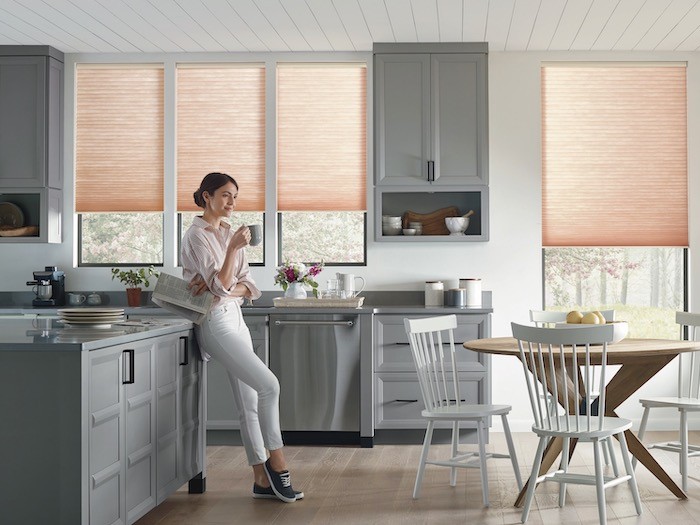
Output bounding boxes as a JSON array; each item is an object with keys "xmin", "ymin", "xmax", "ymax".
[{"xmin": 88, "ymin": 339, "xmax": 156, "ymax": 525}]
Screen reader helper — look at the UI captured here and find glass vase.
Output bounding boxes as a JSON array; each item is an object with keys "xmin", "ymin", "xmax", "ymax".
[{"xmin": 284, "ymin": 282, "xmax": 307, "ymax": 299}]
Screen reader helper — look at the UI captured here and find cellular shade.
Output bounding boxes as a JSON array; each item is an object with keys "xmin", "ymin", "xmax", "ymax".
[
  {"xmin": 277, "ymin": 64, "xmax": 367, "ymax": 211},
  {"xmin": 76, "ymin": 65, "xmax": 164, "ymax": 212},
  {"xmin": 177, "ymin": 64, "xmax": 265, "ymax": 212},
  {"xmin": 542, "ymin": 64, "xmax": 687, "ymax": 247}
]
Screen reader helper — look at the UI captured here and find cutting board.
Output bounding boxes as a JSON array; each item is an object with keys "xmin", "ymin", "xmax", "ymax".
[
  {"xmin": 0, "ymin": 225, "xmax": 39, "ymax": 237},
  {"xmin": 402, "ymin": 206, "xmax": 460, "ymax": 235}
]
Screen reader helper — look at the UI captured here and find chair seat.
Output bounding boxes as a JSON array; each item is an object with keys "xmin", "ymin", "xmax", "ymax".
[
  {"xmin": 422, "ymin": 404, "xmax": 512, "ymax": 420},
  {"xmin": 532, "ymin": 416, "xmax": 632, "ymax": 439},
  {"xmin": 639, "ymin": 396, "xmax": 700, "ymax": 409}
]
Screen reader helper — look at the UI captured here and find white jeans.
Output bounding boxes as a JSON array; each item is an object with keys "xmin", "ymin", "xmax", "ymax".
[{"xmin": 196, "ymin": 302, "xmax": 284, "ymax": 465}]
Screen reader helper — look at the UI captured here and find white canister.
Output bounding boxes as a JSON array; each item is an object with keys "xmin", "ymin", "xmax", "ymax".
[
  {"xmin": 424, "ymin": 281, "xmax": 444, "ymax": 307},
  {"xmin": 459, "ymin": 278, "xmax": 482, "ymax": 307}
]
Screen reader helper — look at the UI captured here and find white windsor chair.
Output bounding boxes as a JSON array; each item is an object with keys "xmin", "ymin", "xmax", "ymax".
[
  {"xmin": 512, "ymin": 322, "xmax": 642, "ymax": 525},
  {"xmin": 404, "ymin": 315, "xmax": 522, "ymax": 507},
  {"xmin": 636, "ymin": 311, "xmax": 700, "ymax": 491}
]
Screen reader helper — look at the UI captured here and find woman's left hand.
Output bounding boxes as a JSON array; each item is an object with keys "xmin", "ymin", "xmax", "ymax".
[{"xmin": 188, "ymin": 274, "xmax": 208, "ymax": 296}]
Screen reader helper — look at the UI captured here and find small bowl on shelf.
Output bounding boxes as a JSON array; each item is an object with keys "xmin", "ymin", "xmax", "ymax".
[
  {"xmin": 402, "ymin": 228, "xmax": 416, "ymax": 236},
  {"xmin": 445, "ymin": 217, "xmax": 470, "ymax": 236}
]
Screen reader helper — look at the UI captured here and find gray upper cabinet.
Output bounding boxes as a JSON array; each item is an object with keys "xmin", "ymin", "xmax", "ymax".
[
  {"xmin": 0, "ymin": 47, "xmax": 64, "ymax": 189},
  {"xmin": 374, "ymin": 44, "xmax": 488, "ymax": 187}
]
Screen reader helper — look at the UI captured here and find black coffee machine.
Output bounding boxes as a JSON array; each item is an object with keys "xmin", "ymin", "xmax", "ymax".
[{"xmin": 26, "ymin": 266, "xmax": 66, "ymax": 307}]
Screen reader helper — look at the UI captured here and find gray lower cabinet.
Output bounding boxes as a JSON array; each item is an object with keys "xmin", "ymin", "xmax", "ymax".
[
  {"xmin": 373, "ymin": 313, "xmax": 491, "ymax": 430},
  {"xmin": 155, "ymin": 331, "xmax": 203, "ymax": 503},
  {"xmin": 88, "ymin": 339, "xmax": 156, "ymax": 525},
  {"xmin": 206, "ymin": 315, "xmax": 268, "ymax": 430}
]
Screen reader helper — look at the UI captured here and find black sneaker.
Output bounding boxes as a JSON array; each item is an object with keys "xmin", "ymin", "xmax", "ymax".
[
  {"xmin": 263, "ymin": 459, "xmax": 297, "ymax": 503},
  {"xmin": 252, "ymin": 483, "xmax": 304, "ymax": 500}
]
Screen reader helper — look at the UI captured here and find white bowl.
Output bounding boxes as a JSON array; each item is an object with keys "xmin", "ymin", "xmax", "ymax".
[
  {"xmin": 554, "ymin": 321, "xmax": 629, "ymax": 344},
  {"xmin": 402, "ymin": 228, "xmax": 416, "ymax": 236},
  {"xmin": 382, "ymin": 225, "xmax": 402, "ymax": 236},
  {"xmin": 382, "ymin": 215, "xmax": 402, "ymax": 223},
  {"xmin": 445, "ymin": 217, "xmax": 470, "ymax": 235}
]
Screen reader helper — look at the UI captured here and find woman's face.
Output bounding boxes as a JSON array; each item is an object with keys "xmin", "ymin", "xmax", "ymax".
[{"xmin": 204, "ymin": 182, "xmax": 238, "ymax": 218}]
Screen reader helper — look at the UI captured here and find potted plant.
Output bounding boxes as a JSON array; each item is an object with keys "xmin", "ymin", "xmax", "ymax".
[{"xmin": 111, "ymin": 266, "xmax": 159, "ymax": 307}]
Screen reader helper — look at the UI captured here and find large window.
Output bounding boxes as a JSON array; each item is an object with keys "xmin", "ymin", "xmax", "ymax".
[
  {"xmin": 277, "ymin": 63, "xmax": 367, "ymax": 264},
  {"xmin": 541, "ymin": 64, "xmax": 687, "ymax": 336},
  {"xmin": 76, "ymin": 65, "xmax": 164, "ymax": 265}
]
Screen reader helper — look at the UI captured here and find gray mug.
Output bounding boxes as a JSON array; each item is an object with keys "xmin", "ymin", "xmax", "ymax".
[{"xmin": 247, "ymin": 224, "xmax": 263, "ymax": 247}]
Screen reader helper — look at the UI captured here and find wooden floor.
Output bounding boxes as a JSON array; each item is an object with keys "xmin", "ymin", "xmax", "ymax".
[{"xmin": 136, "ymin": 431, "xmax": 700, "ymax": 525}]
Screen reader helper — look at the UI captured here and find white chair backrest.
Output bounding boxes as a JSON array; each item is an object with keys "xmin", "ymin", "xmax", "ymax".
[
  {"xmin": 511, "ymin": 322, "xmax": 615, "ymax": 433},
  {"xmin": 676, "ymin": 311, "xmax": 700, "ymax": 399},
  {"xmin": 529, "ymin": 309, "xmax": 615, "ymax": 327},
  {"xmin": 404, "ymin": 315, "xmax": 461, "ymax": 411}
]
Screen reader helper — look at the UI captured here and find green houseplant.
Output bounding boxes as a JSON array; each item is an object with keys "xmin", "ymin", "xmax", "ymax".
[{"xmin": 111, "ymin": 266, "xmax": 159, "ymax": 307}]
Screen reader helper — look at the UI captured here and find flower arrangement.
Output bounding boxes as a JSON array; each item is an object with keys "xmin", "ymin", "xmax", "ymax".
[{"xmin": 274, "ymin": 260, "xmax": 324, "ymax": 298}]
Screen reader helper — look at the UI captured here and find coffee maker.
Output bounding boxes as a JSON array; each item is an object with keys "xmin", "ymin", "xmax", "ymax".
[{"xmin": 26, "ymin": 266, "xmax": 66, "ymax": 307}]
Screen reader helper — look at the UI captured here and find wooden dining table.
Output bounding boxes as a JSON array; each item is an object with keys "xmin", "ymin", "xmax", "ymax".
[{"xmin": 463, "ymin": 336, "xmax": 700, "ymax": 507}]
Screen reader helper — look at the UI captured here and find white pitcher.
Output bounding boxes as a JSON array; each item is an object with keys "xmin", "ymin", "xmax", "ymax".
[{"xmin": 336, "ymin": 273, "xmax": 365, "ymax": 298}]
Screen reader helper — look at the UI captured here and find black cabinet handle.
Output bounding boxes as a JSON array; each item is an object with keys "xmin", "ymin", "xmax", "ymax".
[
  {"xmin": 428, "ymin": 160, "xmax": 435, "ymax": 182},
  {"xmin": 179, "ymin": 336, "xmax": 189, "ymax": 366},
  {"xmin": 394, "ymin": 399, "xmax": 418, "ymax": 403},
  {"xmin": 123, "ymin": 349, "xmax": 135, "ymax": 384},
  {"xmin": 394, "ymin": 342, "xmax": 410, "ymax": 346}
]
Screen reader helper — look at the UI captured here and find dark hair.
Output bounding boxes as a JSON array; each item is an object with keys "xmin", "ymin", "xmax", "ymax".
[{"xmin": 193, "ymin": 172, "xmax": 238, "ymax": 208}]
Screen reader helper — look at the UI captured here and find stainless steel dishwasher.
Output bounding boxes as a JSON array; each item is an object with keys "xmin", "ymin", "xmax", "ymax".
[{"xmin": 269, "ymin": 313, "xmax": 360, "ymax": 444}]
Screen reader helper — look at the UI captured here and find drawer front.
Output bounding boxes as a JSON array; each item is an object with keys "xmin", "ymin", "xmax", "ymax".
[
  {"xmin": 374, "ymin": 314, "xmax": 488, "ymax": 372},
  {"xmin": 375, "ymin": 372, "xmax": 483, "ymax": 429}
]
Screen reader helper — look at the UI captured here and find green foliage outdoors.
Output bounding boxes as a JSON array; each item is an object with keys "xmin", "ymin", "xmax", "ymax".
[
  {"xmin": 281, "ymin": 211, "xmax": 365, "ymax": 264},
  {"xmin": 81, "ymin": 213, "xmax": 163, "ymax": 264}
]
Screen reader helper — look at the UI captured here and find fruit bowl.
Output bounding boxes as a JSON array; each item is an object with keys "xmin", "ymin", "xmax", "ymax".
[
  {"xmin": 445, "ymin": 217, "xmax": 470, "ymax": 235},
  {"xmin": 554, "ymin": 321, "xmax": 629, "ymax": 344}
]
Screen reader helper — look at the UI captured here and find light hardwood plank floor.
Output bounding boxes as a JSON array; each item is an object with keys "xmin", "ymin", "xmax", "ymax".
[{"xmin": 136, "ymin": 431, "xmax": 700, "ymax": 525}]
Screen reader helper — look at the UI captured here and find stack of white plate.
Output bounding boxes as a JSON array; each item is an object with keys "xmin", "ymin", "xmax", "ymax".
[{"xmin": 58, "ymin": 307, "xmax": 125, "ymax": 327}]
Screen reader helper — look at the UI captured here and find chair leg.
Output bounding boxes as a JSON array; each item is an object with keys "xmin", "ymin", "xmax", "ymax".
[
  {"xmin": 602, "ymin": 436, "xmax": 610, "ymax": 465},
  {"xmin": 607, "ymin": 437, "xmax": 620, "ymax": 477},
  {"xmin": 617, "ymin": 430, "xmax": 642, "ymax": 515},
  {"xmin": 522, "ymin": 437, "xmax": 547, "ymax": 524},
  {"xmin": 450, "ymin": 420, "xmax": 459, "ymax": 486},
  {"xmin": 559, "ymin": 437, "xmax": 570, "ymax": 507},
  {"xmin": 501, "ymin": 413, "xmax": 523, "ymax": 490},
  {"xmin": 633, "ymin": 406, "xmax": 651, "ymax": 469},
  {"xmin": 593, "ymin": 439, "xmax": 607, "ymax": 525},
  {"xmin": 681, "ymin": 409, "xmax": 689, "ymax": 492},
  {"xmin": 413, "ymin": 420, "xmax": 434, "ymax": 499},
  {"xmin": 477, "ymin": 418, "xmax": 489, "ymax": 507}
]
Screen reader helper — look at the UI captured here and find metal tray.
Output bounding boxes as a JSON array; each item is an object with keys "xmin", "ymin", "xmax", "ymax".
[{"xmin": 273, "ymin": 297, "xmax": 365, "ymax": 308}]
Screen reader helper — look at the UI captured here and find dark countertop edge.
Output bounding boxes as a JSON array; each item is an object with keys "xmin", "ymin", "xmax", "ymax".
[{"xmin": 0, "ymin": 320, "xmax": 193, "ymax": 352}]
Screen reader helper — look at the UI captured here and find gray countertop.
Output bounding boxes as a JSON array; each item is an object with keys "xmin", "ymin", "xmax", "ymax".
[{"xmin": 0, "ymin": 317, "xmax": 193, "ymax": 351}]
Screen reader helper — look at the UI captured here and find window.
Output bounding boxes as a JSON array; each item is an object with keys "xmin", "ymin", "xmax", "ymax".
[
  {"xmin": 541, "ymin": 64, "xmax": 687, "ymax": 337},
  {"xmin": 176, "ymin": 64, "xmax": 265, "ymax": 264},
  {"xmin": 277, "ymin": 63, "xmax": 367, "ymax": 264},
  {"xmin": 76, "ymin": 65, "xmax": 164, "ymax": 265}
]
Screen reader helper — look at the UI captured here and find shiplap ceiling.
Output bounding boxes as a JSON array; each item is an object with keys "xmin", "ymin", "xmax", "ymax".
[{"xmin": 2, "ymin": 0, "xmax": 700, "ymax": 53}]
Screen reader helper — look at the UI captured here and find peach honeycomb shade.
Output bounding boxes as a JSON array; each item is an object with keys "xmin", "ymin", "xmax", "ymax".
[
  {"xmin": 277, "ymin": 64, "xmax": 367, "ymax": 211},
  {"xmin": 177, "ymin": 65, "xmax": 265, "ymax": 212},
  {"xmin": 76, "ymin": 66, "xmax": 164, "ymax": 212},
  {"xmin": 541, "ymin": 65, "xmax": 687, "ymax": 247}
]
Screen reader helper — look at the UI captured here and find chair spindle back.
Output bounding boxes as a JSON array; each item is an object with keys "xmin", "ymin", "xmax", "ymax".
[{"xmin": 676, "ymin": 311, "xmax": 700, "ymax": 400}]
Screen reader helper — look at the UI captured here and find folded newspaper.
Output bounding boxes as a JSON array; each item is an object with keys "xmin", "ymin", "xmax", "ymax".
[{"xmin": 151, "ymin": 272, "xmax": 214, "ymax": 324}]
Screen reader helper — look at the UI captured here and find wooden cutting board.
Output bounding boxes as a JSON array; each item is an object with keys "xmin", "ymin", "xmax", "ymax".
[
  {"xmin": 0, "ymin": 225, "xmax": 38, "ymax": 237},
  {"xmin": 402, "ymin": 206, "xmax": 460, "ymax": 235}
]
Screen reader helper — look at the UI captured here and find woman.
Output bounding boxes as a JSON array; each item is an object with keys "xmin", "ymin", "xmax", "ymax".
[{"xmin": 181, "ymin": 172, "xmax": 302, "ymax": 503}]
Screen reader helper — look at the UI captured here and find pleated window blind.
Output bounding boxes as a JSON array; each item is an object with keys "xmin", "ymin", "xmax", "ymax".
[
  {"xmin": 542, "ymin": 64, "xmax": 687, "ymax": 247},
  {"xmin": 176, "ymin": 64, "xmax": 265, "ymax": 212},
  {"xmin": 76, "ymin": 65, "xmax": 164, "ymax": 212},
  {"xmin": 277, "ymin": 63, "xmax": 367, "ymax": 211}
]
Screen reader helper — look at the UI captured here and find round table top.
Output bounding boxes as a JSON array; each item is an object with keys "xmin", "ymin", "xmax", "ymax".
[{"xmin": 464, "ymin": 337, "xmax": 700, "ymax": 360}]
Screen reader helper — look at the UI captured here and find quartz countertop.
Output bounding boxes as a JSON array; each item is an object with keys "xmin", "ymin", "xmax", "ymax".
[{"xmin": 0, "ymin": 317, "xmax": 193, "ymax": 351}]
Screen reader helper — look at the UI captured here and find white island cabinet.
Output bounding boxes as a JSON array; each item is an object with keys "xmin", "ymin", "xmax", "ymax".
[{"xmin": 0, "ymin": 318, "xmax": 205, "ymax": 525}]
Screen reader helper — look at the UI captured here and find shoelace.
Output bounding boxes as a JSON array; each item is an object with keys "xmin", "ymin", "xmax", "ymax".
[{"xmin": 279, "ymin": 471, "xmax": 292, "ymax": 488}]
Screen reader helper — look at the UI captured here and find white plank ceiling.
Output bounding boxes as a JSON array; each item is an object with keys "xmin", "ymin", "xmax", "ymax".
[{"xmin": 1, "ymin": 0, "xmax": 700, "ymax": 53}]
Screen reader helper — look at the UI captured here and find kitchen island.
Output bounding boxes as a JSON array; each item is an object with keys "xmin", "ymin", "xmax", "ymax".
[{"xmin": 0, "ymin": 317, "xmax": 205, "ymax": 525}]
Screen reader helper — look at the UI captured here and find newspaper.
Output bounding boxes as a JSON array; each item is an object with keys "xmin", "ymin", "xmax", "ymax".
[{"xmin": 151, "ymin": 272, "xmax": 214, "ymax": 324}]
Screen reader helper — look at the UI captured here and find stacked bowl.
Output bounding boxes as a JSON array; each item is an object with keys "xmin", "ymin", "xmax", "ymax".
[{"xmin": 382, "ymin": 215, "xmax": 402, "ymax": 236}]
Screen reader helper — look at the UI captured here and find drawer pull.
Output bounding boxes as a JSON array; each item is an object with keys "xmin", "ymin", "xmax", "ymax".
[
  {"xmin": 393, "ymin": 342, "xmax": 410, "ymax": 346},
  {"xmin": 443, "ymin": 399, "xmax": 466, "ymax": 404},
  {"xmin": 394, "ymin": 399, "xmax": 418, "ymax": 403}
]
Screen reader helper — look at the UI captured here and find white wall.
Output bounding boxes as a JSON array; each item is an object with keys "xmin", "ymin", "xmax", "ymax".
[{"xmin": 1, "ymin": 50, "xmax": 698, "ymax": 431}]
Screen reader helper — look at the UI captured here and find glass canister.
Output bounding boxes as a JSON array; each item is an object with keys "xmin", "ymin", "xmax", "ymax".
[
  {"xmin": 424, "ymin": 281, "xmax": 444, "ymax": 307},
  {"xmin": 459, "ymin": 278, "xmax": 482, "ymax": 307}
]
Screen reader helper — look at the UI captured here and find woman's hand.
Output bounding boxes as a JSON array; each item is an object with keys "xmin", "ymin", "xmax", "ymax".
[
  {"xmin": 187, "ymin": 274, "xmax": 209, "ymax": 296},
  {"xmin": 228, "ymin": 225, "xmax": 251, "ymax": 253}
]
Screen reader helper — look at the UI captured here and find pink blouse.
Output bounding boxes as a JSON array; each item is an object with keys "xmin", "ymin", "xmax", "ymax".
[{"xmin": 181, "ymin": 216, "xmax": 261, "ymax": 307}]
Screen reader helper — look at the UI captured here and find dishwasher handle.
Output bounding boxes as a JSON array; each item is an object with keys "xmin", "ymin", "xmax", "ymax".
[{"xmin": 274, "ymin": 320, "xmax": 354, "ymax": 327}]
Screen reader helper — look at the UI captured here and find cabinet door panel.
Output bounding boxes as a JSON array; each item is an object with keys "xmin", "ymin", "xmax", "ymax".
[
  {"xmin": 156, "ymin": 336, "xmax": 179, "ymax": 502},
  {"xmin": 180, "ymin": 334, "xmax": 202, "ymax": 482}
]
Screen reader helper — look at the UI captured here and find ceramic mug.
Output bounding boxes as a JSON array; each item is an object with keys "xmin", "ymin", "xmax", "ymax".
[
  {"xmin": 68, "ymin": 293, "xmax": 86, "ymax": 305},
  {"xmin": 247, "ymin": 224, "xmax": 263, "ymax": 247},
  {"xmin": 87, "ymin": 293, "xmax": 102, "ymax": 305}
]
